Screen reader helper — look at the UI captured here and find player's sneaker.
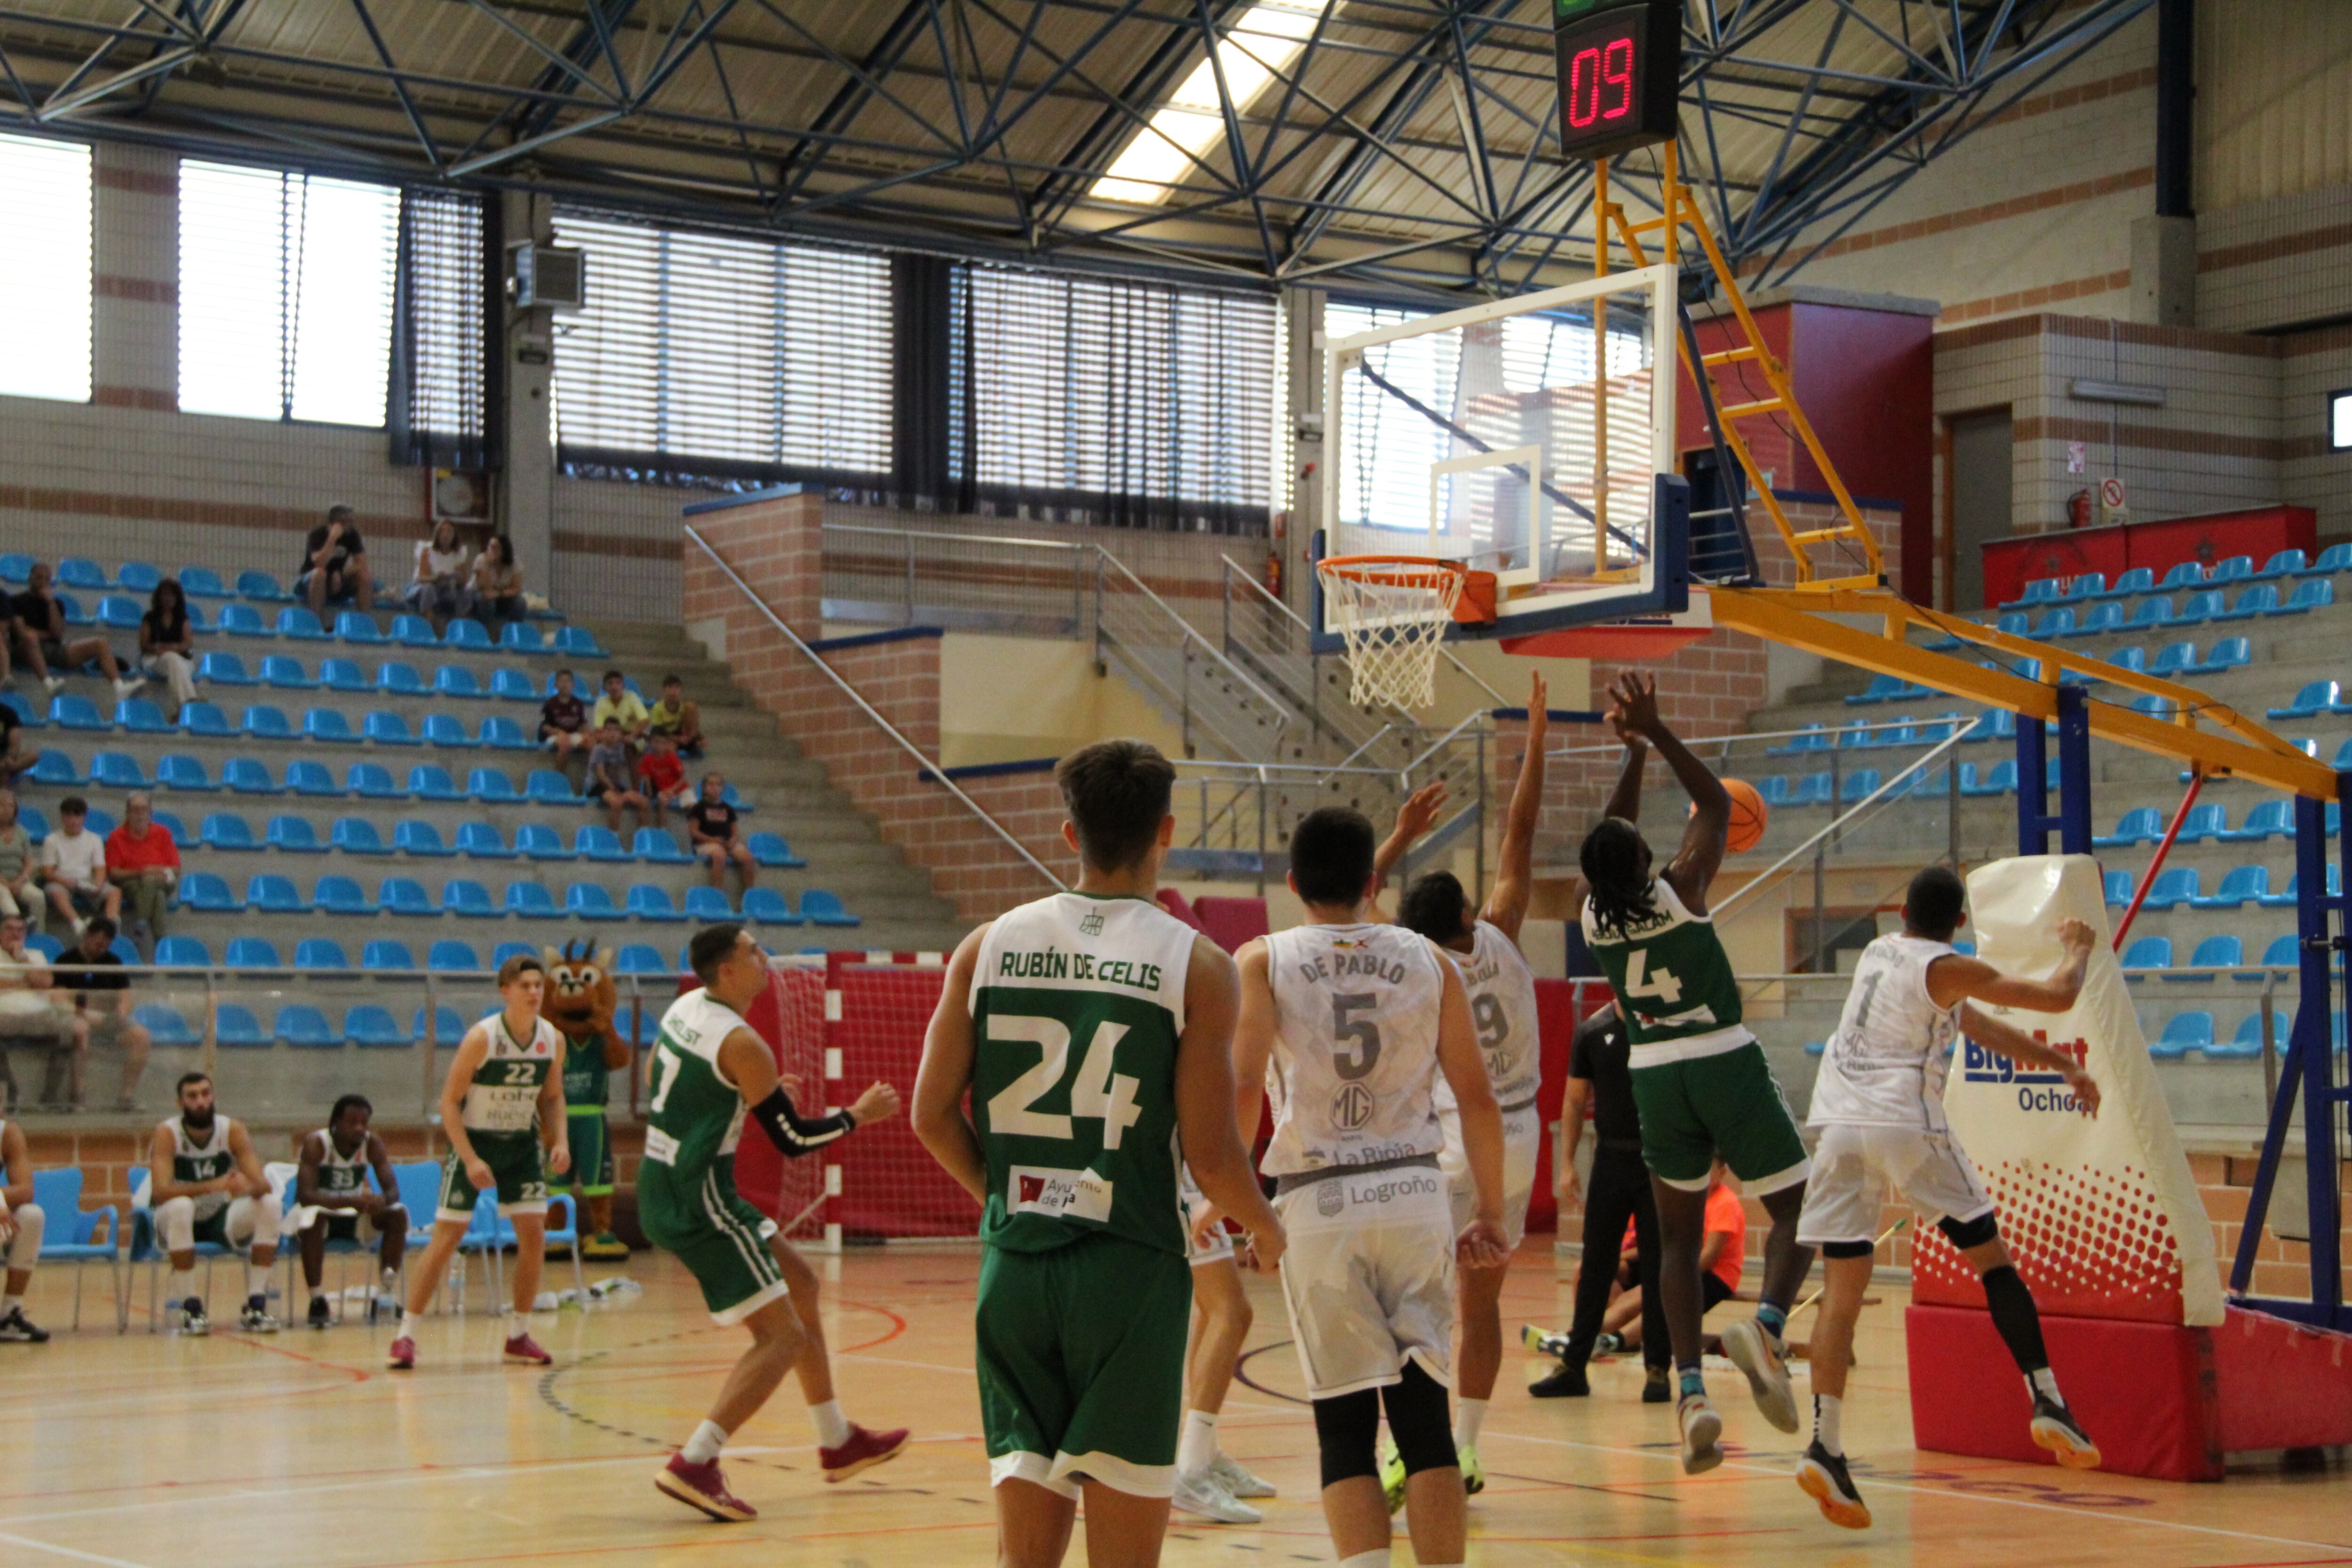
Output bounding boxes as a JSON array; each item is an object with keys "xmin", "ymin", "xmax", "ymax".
[
  {"xmin": 307, "ymin": 1295, "xmax": 332, "ymax": 1330},
  {"xmin": 0, "ymin": 1305, "xmax": 50, "ymax": 1342},
  {"xmin": 1642, "ymin": 1365, "xmax": 1672, "ymax": 1404},
  {"xmin": 178, "ymin": 1297, "xmax": 208, "ymax": 1336},
  {"xmin": 1520, "ymin": 1323, "xmax": 1573, "ymax": 1358},
  {"xmin": 1376, "ymin": 1437, "xmax": 1406, "ymax": 1514},
  {"xmin": 386, "ymin": 1335, "xmax": 416, "ymax": 1370},
  {"xmin": 1209, "ymin": 1450, "xmax": 1276, "ymax": 1499},
  {"xmin": 239, "ymin": 1299, "xmax": 279, "ymax": 1334},
  {"xmin": 1677, "ymin": 1393, "xmax": 1724, "ymax": 1475},
  {"xmin": 1172, "ymin": 1469, "xmax": 1262, "ymax": 1524},
  {"xmin": 503, "ymin": 1331, "xmax": 552, "ymax": 1365},
  {"xmin": 1796, "ymin": 1441, "xmax": 1871, "ymax": 1530},
  {"xmin": 582, "ymin": 1232, "xmax": 630, "ymax": 1260},
  {"xmin": 1460, "ymin": 1445, "xmax": 1485, "ymax": 1496},
  {"xmin": 1720, "ymin": 1318, "xmax": 1799, "ymax": 1433},
  {"xmin": 1529, "ymin": 1360, "xmax": 1590, "ymax": 1397},
  {"xmin": 819, "ymin": 1423, "xmax": 909, "ymax": 1482},
  {"xmin": 656, "ymin": 1453, "xmax": 756, "ymax": 1522},
  {"xmin": 2029, "ymin": 1395, "xmax": 2102, "ymax": 1469}
]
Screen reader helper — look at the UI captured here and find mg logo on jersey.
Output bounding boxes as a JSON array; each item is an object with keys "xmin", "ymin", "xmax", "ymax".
[
  {"xmin": 1962, "ymin": 1029, "xmax": 2092, "ymax": 1113},
  {"xmin": 1330, "ymin": 1081, "xmax": 1374, "ymax": 1131},
  {"xmin": 1009, "ymin": 1165, "xmax": 1114, "ymax": 1224}
]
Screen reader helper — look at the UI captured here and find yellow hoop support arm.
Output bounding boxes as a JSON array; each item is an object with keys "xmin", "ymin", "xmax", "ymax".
[{"xmin": 1709, "ymin": 587, "xmax": 2339, "ymax": 802}]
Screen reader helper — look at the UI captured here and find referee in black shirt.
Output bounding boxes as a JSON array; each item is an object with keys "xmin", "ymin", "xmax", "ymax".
[{"xmin": 1531, "ymin": 1000, "xmax": 1670, "ymax": 1400}]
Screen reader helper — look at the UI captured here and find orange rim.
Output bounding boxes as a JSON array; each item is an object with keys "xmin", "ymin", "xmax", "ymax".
[{"xmin": 1315, "ymin": 553, "xmax": 1467, "ymax": 586}]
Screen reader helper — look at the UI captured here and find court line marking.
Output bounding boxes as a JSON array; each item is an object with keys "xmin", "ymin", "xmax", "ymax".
[
  {"xmin": 0, "ymin": 1530, "xmax": 157, "ymax": 1568},
  {"xmin": 1492, "ymin": 1430, "xmax": 2352, "ymax": 1552}
]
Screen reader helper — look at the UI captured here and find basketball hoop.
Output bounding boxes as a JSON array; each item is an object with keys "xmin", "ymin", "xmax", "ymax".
[{"xmin": 1316, "ymin": 554, "xmax": 1468, "ymax": 709}]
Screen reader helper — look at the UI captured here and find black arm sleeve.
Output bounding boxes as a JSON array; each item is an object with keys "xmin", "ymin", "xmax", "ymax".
[{"xmin": 750, "ymin": 1084, "xmax": 856, "ymax": 1159}]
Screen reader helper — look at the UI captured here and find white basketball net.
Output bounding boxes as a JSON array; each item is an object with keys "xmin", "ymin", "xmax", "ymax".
[{"xmin": 1317, "ymin": 557, "xmax": 1466, "ymax": 710}]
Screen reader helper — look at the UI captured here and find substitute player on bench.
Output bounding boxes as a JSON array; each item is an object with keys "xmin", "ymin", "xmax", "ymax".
[
  {"xmin": 1371, "ymin": 669, "xmax": 1549, "ymax": 1493},
  {"xmin": 294, "ymin": 1094, "xmax": 406, "ymax": 1327},
  {"xmin": 1233, "ymin": 805, "xmax": 1508, "ymax": 1568},
  {"xmin": 1794, "ymin": 867, "xmax": 2103, "ymax": 1528}
]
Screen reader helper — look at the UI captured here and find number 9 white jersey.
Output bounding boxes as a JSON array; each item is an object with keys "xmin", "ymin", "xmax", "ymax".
[
  {"xmin": 1434, "ymin": 920, "xmax": 1542, "ymax": 1113},
  {"xmin": 1262, "ymin": 923, "xmax": 1447, "ymax": 1177}
]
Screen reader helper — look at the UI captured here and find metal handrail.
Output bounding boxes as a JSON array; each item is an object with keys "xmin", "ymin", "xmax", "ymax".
[
  {"xmin": 1219, "ymin": 553, "xmax": 1511, "ymax": 710},
  {"xmin": 1094, "ymin": 549, "xmax": 1292, "ymax": 747},
  {"xmin": 1544, "ymin": 712, "xmax": 1978, "ymax": 761},
  {"xmin": 824, "ymin": 523, "xmax": 1087, "ymax": 554},
  {"xmin": 685, "ymin": 524, "xmax": 1065, "ymax": 891}
]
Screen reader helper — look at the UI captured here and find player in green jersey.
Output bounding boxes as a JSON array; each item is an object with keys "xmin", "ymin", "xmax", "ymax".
[
  {"xmin": 387, "ymin": 954, "xmax": 570, "ymax": 1371},
  {"xmin": 1575, "ymin": 672, "xmax": 1813, "ymax": 1474},
  {"xmin": 914, "ymin": 739, "xmax": 1285, "ymax": 1568}
]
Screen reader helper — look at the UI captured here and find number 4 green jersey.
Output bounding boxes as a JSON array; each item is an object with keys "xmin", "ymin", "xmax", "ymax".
[
  {"xmin": 1579, "ymin": 876, "xmax": 1754, "ymax": 1065},
  {"xmin": 971, "ymin": 892, "xmax": 1198, "ymax": 1257}
]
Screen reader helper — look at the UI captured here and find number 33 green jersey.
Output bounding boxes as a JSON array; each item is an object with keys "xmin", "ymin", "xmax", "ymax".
[{"xmin": 971, "ymin": 893, "xmax": 1197, "ymax": 1258}]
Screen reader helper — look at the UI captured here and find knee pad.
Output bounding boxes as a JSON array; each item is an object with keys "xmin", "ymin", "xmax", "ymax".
[
  {"xmin": 1380, "ymin": 1360, "xmax": 1458, "ymax": 1477},
  {"xmin": 1820, "ymin": 1239, "xmax": 1874, "ymax": 1259},
  {"xmin": 156, "ymin": 1195, "xmax": 195, "ymax": 1250},
  {"xmin": 1311, "ymin": 1390, "xmax": 1382, "ymax": 1489},
  {"xmin": 1938, "ymin": 1211, "xmax": 1999, "ymax": 1250}
]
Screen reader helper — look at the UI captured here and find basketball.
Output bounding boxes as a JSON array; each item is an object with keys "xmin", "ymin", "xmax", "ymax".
[{"xmin": 1691, "ymin": 778, "xmax": 1768, "ymax": 853}]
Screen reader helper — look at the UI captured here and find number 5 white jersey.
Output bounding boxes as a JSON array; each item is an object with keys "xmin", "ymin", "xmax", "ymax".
[
  {"xmin": 1809, "ymin": 933, "xmax": 1961, "ymax": 1131},
  {"xmin": 1261, "ymin": 923, "xmax": 1447, "ymax": 1177}
]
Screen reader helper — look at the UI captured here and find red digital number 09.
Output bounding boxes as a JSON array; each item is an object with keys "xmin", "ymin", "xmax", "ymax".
[{"xmin": 1565, "ymin": 35, "xmax": 1637, "ymax": 129}]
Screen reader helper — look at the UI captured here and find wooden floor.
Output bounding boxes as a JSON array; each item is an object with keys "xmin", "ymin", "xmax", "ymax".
[{"xmin": 7, "ymin": 1248, "xmax": 2347, "ymax": 1568}]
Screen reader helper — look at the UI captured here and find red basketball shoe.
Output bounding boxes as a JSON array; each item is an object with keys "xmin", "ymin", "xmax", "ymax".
[{"xmin": 820, "ymin": 1423, "xmax": 911, "ymax": 1482}]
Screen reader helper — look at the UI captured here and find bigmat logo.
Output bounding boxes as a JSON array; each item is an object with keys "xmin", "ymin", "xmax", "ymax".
[{"xmin": 1962, "ymin": 1030, "xmax": 2091, "ymax": 1114}]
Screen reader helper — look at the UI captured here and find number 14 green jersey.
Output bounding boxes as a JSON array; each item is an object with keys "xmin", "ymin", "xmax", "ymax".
[{"xmin": 971, "ymin": 892, "xmax": 1196, "ymax": 1257}]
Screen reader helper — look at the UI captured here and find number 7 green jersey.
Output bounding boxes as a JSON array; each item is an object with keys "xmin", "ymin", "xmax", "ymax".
[
  {"xmin": 1580, "ymin": 876, "xmax": 1753, "ymax": 1066},
  {"xmin": 971, "ymin": 892, "xmax": 1197, "ymax": 1257}
]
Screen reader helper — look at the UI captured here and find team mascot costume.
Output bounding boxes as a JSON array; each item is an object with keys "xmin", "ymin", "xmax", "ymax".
[{"xmin": 542, "ymin": 941, "xmax": 634, "ymax": 1260}]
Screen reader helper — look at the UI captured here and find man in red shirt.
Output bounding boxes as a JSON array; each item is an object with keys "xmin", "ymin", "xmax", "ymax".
[
  {"xmin": 105, "ymin": 792, "xmax": 181, "ymax": 954},
  {"xmin": 635, "ymin": 732, "xmax": 691, "ymax": 829}
]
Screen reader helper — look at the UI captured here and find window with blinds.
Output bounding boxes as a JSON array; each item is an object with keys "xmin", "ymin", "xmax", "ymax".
[
  {"xmin": 954, "ymin": 266, "xmax": 1274, "ymax": 532},
  {"xmin": 0, "ymin": 133, "xmax": 92, "ymax": 404},
  {"xmin": 177, "ymin": 160, "xmax": 400, "ymax": 425},
  {"xmin": 390, "ymin": 188, "xmax": 490, "ymax": 469},
  {"xmin": 550, "ymin": 211, "xmax": 892, "ymax": 480}
]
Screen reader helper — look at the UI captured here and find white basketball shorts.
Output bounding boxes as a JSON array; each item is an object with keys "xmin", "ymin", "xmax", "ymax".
[
  {"xmin": 1274, "ymin": 1160, "xmax": 1456, "ymax": 1400},
  {"xmin": 1438, "ymin": 1099, "xmax": 1542, "ymax": 1252},
  {"xmin": 1795, "ymin": 1122, "xmax": 1995, "ymax": 1249}
]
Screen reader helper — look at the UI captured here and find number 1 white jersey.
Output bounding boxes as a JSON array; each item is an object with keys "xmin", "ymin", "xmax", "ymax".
[
  {"xmin": 1809, "ymin": 933, "xmax": 1961, "ymax": 1131},
  {"xmin": 1434, "ymin": 920, "xmax": 1542, "ymax": 1113},
  {"xmin": 1261, "ymin": 922, "xmax": 1447, "ymax": 1178}
]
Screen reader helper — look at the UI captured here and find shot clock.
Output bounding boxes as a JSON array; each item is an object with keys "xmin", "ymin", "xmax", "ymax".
[{"xmin": 1553, "ymin": 0, "xmax": 1682, "ymax": 161}]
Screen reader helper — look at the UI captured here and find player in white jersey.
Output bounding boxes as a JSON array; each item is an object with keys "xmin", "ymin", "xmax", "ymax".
[
  {"xmin": 293, "ymin": 1093, "xmax": 407, "ymax": 1327},
  {"xmin": 0, "ymin": 1113, "xmax": 49, "ymax": 1340},
  {"xmin": 1368, "ymin": 670, "xmax": 1549, "ymax": 1496},
  {"xmin": 1793, "ymin": 866, "xmax": 2105, "ymax": 1529},
  {"xmin": 1169, "ymin": 1165, "xmax": 1278, "ymax": 1524},
  {"xmin": 1231, "ymin": 806, "xmax": 1507, "ymax": 1568},
  {"xmin": 150, "ymin": 1070, "xmax": 282, "ymax": 1334}
]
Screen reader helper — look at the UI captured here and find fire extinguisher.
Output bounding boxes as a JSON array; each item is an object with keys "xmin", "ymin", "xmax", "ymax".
[
  {"xmin": 2066, "ymin": 488, "xmax": 2093, "ymax": 529},
  {"xmin": 1264, "ymin": 549, "xmax": 1283, "ymax": 599}
]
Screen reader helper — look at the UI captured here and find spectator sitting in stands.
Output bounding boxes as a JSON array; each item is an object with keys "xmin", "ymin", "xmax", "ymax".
[
  {"xmin": 39, "ymin": 796, "xmax": 117, "ymax": 939},
  {"xmin": 140, "ymin": 578, "xmax": 198, "ymax": 723},
  {"xmin": 0, "ymin": 792, "xmax": 35, "ymax": 922},
  {"xmin": 687, "ymin": 772, "xmax": 755, "ymax": 891},
  {"xmin": 465, "ymin": 536, "xmax": 525, "ymax": 628},
  {"xmin": 646, "ymin": 675, "xmax": 704, "ymax": 758},
  {"xmin": 105, "ymin": 791, "xmax": 178, "ymax": 953},
  {"xmin": 54, "ymin": 914, "xmax": 149, "ymax": 1113},
  {"xmin": 0, "ymin": 697, "xmax": 30, "ymax": 791},
  {"xmin": 540, "ymin": 668, "xmax": 591, "ymax": 789},
  {"xmin": 405, "ymin": 520, "xmax": 471, "ymax": 632},
  {"xmin": 588, "ymin": 721, "xmax": 649, "ymax": 837},
  {"xmin": 13, "ymin": 562, "xmax": 139, "ymax": 702},
  {"xmin": 635, "ymin": 732, "xmax": 691, "ymax": 828},
  {"xmin": 297, "ymin": 504, "xmax": 370, "ymax": 618},
  {"xmin": 591, "ymin": 669, "xmax": 649, "ymax": 748},
  {"xmin": 0, "ymin": 913, "xmax": 82, "ymax": 1114}
]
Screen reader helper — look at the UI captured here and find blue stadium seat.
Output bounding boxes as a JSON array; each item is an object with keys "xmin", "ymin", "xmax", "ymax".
[
  {"xmin": 316, "ymin": 876, "xmax": 376, "ymax": 915},
  {"xmin": 2061, "ymin": 602, "xmax": 2123, "ymax": 637},
  {"xmin": 555, "ymin": 626, "xmax": 608, "ymax": 658},
  {"xmin": 575, "ymin": 825, "xmax": 628, "ymax": 861},
  {"xmin": 800, "ymin": 889, "xmax": 859, "ymax": 927},
  {"xmin": 365, "ymin": 711, "xmax": 419, "ymax": 746},
  {"xmin": 318, "ymin": 657, "xmax": 371, "ymax": 692},
  {"xmin": 216, "ymin": 603, "xmax": 269, "ymax": 637},
  {"xmin": 2299, "ymin": 541, "xmax": 2352, "ymax": 575},
  {"xmin": 2280, "ymin": 577, "xmax": 2335, "ymax": 613},
  {"xmin": 179, "ymin": 565, "xmax": 230, "ymax": 599},
  {"xmin": 362, "ymin": 939, "xmax": 416, "ymax": 972},
  {"xmin": 505, "ymin": 882, "xmax": 557, "ymax": 918},
  {"xmin": 2151, "ymin": 1011, "xmax": 2210, "ymax": 1058},
  {"xmin": 286, "ymin": 759, "xmax": 341, "ymax": 796},
  {"xmin": 1959, "ymin": 759, "xmax": 2014, "ymax": 797},
  {"xmin": 335, "ymin": 611, "xmax": 387, "ymax": 646},
  {"xmin": 262, "ymin": 654, "xmax": 316, "ymax": 690},
  {"xmin": 633, "ymin": 828, "xmax": 692, "ymax": 865},
  {"xmin": 1786, "ymin": 772, "xmax": 1830, "ymax": 805},
  {"xmin": 458, "ymin": 822, "xmax": 514, "ymax": 860},
  {"xmin": 1758, "ymin": 776, "xmax": 1793, "ymax": 807},
  {"xmin": 742, "ymin": 887, "xmax": 799, "ymax": 925},
  {"xmin": 48, "ymin": 693, "xmax": 104, "ymax": 731},
  {"xmin": 2224, "ymin": 801, "xmax": 2294, "ymax": 842},
  {"xmin": 415, "ymin": 1006, "xmax": 467, "ymax": 1047},
  {"xmin": 225, "ymin": 937, "xmax": 281, "ymax": 969},
  {"xmin": 82, "ymin": 807, "xmax": 115, "ymax": 837},
  {"xmin": 197, "ymin": 650, "xmax": 255, "ymax": 686},
  {"xmin": 492, "ymin": 669, "xmax": 539, "ymax": 702},
  {"xmin": 2093, "ymin": 807, "xmax": 2163, "ymax": 848},
  {"xmin": 222, "ymin": 757, "xmax": 279, "ymax": 795},
  {"xmin": 2191, "ymin": 864, "xmax": 2270, "ymax": 909},
  {"xmin": 2060, "ymin": 572, "xmax": 2105, "ymax": 601},
  {"xmin": 391, "ymin": 614, "xmax": 438, "ymax": 648},
  {"xmin": 409, "ymin": 765, "xmax": 464, "ymax": 801},
  {"xmin": 2001, "ymin": 578, "xmax": 2060, "ymax": 611},
  {"xmin": 247, "ymin": 874, "xmax": 309, "ymax": 913},
  {"xmin": 2165, "ymin": 935, "xmax": 2241, "ymax": 984},
  {"xmin": 177, "ymin": 871, "xmax": 242, "ymax": 911},
  {"xmin": 91, "ymin": 752, "xmax": 149, "ymax": 789},
  {"xmin": 2094, "ymin": 566, "xmax": 2153, "ymax": 598},
  {"xmin": 1837, "ymin": 769, "xmax": 1881, "ymax": 804},
  {"xmin": 565, "ymin": 883, "xmax": 624, "ymax": 921},
  {"xmin": 2175, "ymin": 803, "xmax": 2229, "ymax": 843},
  {"xmin": 389, "ymin": 821, "xmax": 452, "ymax": 860},
  {"xmin": 443, "ymin": 618, "xmax": 492, "ymax": 650},
  {"xmin": 0, "ymin": 690, "xmax": 37, "ymax": 728},
  {"xmin": 628, "ymin": 885, "xmax": 686, "ymax": 923},
  {"xmin": 2140, "ymin": 867, "xmax": 2200, "ymax": 908},
  {"xmin": 527, "ymin": 769, "xmax": 582, "ymax": 804},
  {"xmin": 379, "ymin": 877, "xmax": 433, "ymax": 916},
  {"xmin": 2103, "ymin": 869, "xmax": 2134, "ymax": 907},
  {"xmin": 479, "ymin": 716, "xmax": 531, "ymax": 750},
  {"xmin": 516, "ymin": 824, "xmax": 572, "ymax": 861},
  {"xmin": 492, "ymin": 942, "xmax": 538, "ymax": 968},
  {"xmin": 242, "ymin": 704, "xmax": 292, "ymax": 739},
  {"xmin": 1844, "ymin": 674, "xmax": 1909, "ymax": 705},
  {"xmin": 294, "ymin": 938, "xmax": 350, "ymax": 971},
  {"xmin": 2189, "ymin": 636, "xmax": 2250, "ymax": 674},
  {"xmin": 2120, "ymin": 936, "xmax": 2172, "ymax": 977},
  {"xmin": 435, "ymin": 665, "xmax": 486, "ymax": 700},
  {"xmin": 183, "ymin": 703, "xmax": 235, "ymax": 739},
  {"xmin": 2158, "ymin": 561, "xmax": 2206, "ymax": 591},
  {"xmin": 55, "ymin": 557, "xmax": 106, "ymax": 590},
  {"xmin": 2257, "ymin": 865, "xmax": 2341, "ymax": 907},
  {"xmin": 2124, "ymin": 596, "xmax": 2173, "ymax": 632},
  {"xmin": 155, "ymin": 935, "xmax": 212, "ymax": 968},
  {"xmin": 1766, "ymin": 724, "xmax": 1828, "ymax": 757},
  {"xmin": 276, "ymin": 606, "xmax": 329, "ymax": 642},
  {"xmin": 442, "ymin": 881, "xmax": 498, "ymax": 919},
  {"xmin": 332, "ymin": 817, "xmax": 389, "ymax": 854},
  {"xmin": 116, "ymin": 698, "xmax": 170, "ymax": 734},
  {"xmin": 2218, "ymin": 1014, "xmax": 2272, "ymax": 1060},
  {"xmin": 347, "ymin": 1006, "xmax": 413, "ymax": 1048},
  {"xmin": 2149, "ymin": 640, "xmax": 2198, "ymax": 677},
  {"xmin": 0, "ymin": 554, "xmax": 33, "ymax": 584},
  {"xmin": 2256, "ymin": 549, "xmax": 2307, "ymax": 579},
  {"xmin": 428, "ymin": 939, "xmax": 481, "ymax": 973},
  {"xmin": 499, "ymin": 621, "xmax": 550, "ymax": 656},
  {"xmin": 348, "ymin": 761, "xmax": 403, "ymax": 798},
  {"xmin": 376, "ymin": 661, "xmax": 426, "ymax": 695},
  {"xmin": 2026, "ymin": 607, "xmax": 2075, "ymax": 640},
  {"xmin": 2216, "ymin": 584, "xmax": 2278, "ymax": 621},
  {"xmin": 2211, "ymin": 554, "xmax": 2253, "ymax": 583},
  {"xmin": 422, "ymin": 714, "xmax": 477, "ymax": 749},
  {"xmin": 266, "ymin": 814, "xmax": 323, "ymax": 852},
  {"xmin": 614, "ymin": 943, "xmax": 669, "ymax": 977},
  {"xmin": 53, "ymin": 591, "xmax": 92, "ymax": 627},
  {"xmin": 28, "ymin": 749, "xmax": 81, "ymax": 786},
  {"xmin": 151, "ymin": 809, "xmax": 192, "ymax": 848},
  {"xmin": 238, "ymin": 570, "xmax": 292, "ymax": 603},
  {"xmin": 215, "ymin": 1005, "xmax": 268, "ymax": 1047},
  {"xmin": 2256, "ymin": 933, "xmax": 2299, "ymax": 971},
  {"xmin": 303, "ymin": 708, "xmax": 359, "ymax": 744},
  {"xmin": 1993, "ymin": 613, "xmax": 2028, "ymax": 637},
  {"xmin": 2268, "ymin": 679, "xmax": 2343, "ymax": 718},
  {"xmin": 469, "ymin": 767, "xmax": 519, "ymax": 803}
]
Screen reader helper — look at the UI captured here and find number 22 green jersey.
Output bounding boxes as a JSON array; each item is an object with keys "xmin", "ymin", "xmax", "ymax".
[{"xmin": 971, "ymin": 892, "xmax": 1196, "ymax": 1258}]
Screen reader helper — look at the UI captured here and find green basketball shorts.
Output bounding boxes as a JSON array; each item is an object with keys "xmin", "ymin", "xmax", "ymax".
[
  {"xmin": 1629, "ymin": 1040, "xmax": 1811, "ymax": 1194},
  {"xmin": 562, "ymin": 1110, "xmax": 615, "ymax": 1198},
  {"xmin": 976, "ymin": 1232, "xmax": 1191, "ymax": 1500},
  {"xmin": 637, "ymin": 1154, "xmax": 789, "ymax": 1327},
  {"xmin": 435, "ymin": 1136, "xmax": 549, "ymax": 1221}
]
